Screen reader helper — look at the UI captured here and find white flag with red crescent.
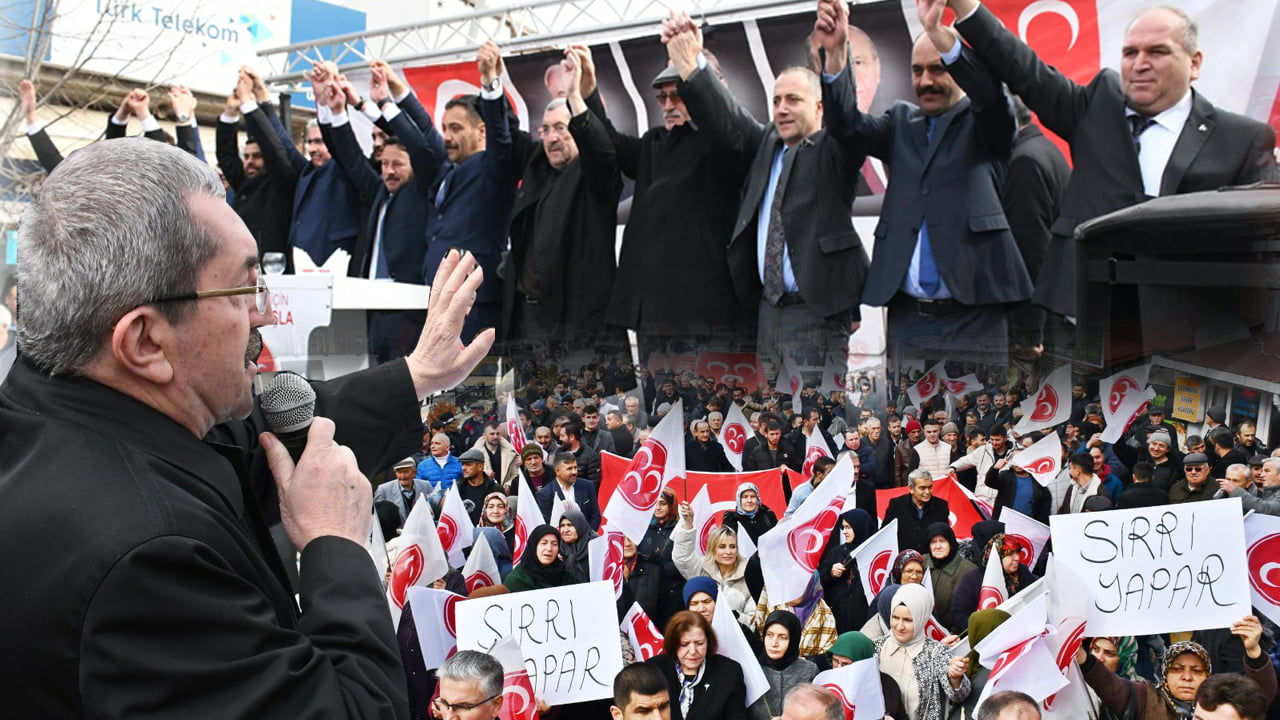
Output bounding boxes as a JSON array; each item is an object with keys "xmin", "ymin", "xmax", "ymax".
[
  {"xmin": 802, "ymin": 429, "xmax": 834, "ymax": 479},
  {"xmin": 1014, "ymin": 365, "xmax": 1073, "ymax": 434},
  {"xmin": 1040, "ymin": 555, "xmax": 1092, "ymax": 718},
  {"xmin": 407, "ymin": 586, "xmax": 464, "ymax": 670},
  {"xmin": 978, "ymin": 540, "xmax": 1009, "ymax": 611},
  {"xmin": 849, "ymin": 520, "xmax": 900, "ymax": 602},
  {"xmin": 603, "ymin": 399, "xmax": 686, "ymax": 547},
  {"xmin": 1000, "ymin": 507, "xmax": 1051, "ymax": 569},
  {"xmin": 906, "ymin": 360, "xmax": 947, "ymax": 409},
  {"xmin": 776, "ymin": 356, "xmax": 806, "ymax": 416},
  {"xmin": 511, "ymin": 475, "xmax": 545, "ymax": 567},
  {"xmin": 387, "ymin": 499, "xmax": 450, "ymax": 628},
  {"xmin": 973, "ymin": 594, "xmax": 1067, "ymax": 708},
  {"xmin": 711, "ymin": 585, "xmax": 770, "ymax": 704},
  {"xmin": 490, "ymin": 635, "xmax": 539, "ymax": 720},
  {"xmin": 690, "ymin": 484, "xmax": 736, "ymax": 555},
  {"xmin": 438, "ymin": 483, "xmax": 475, "ymax": 568},
  {"xmin": 759, "ymin": 453, "xmax": 854, "ymax": 604},
  {"xmin": 505, "ymin": 394, "xmax": 527, "ymax": 454},
  {"xmin": 588, "ymin": 530, "xmax": 627, "ymax": 599},
  {"xmin": 717, "ymin": 401, "xmax": 751, "ymax": 471},
  {"xmin": 1008, "ymin": 431, "xmax": 1064, "ymax": 487},
  {"xmin": 941, "ymin": 373, "xmax": 985, "ymax": 399},
  {"xmin": 1099, "ymin": 364, "xmax": 1155, "ymax": 444},
  {"xmin": 462, "ymin": 532, "xmax": 500, "ymax": 594},
  {"xmin": 813, "ymin": 658, "xmax": 886, "ymax": 720},
  {"xmin": 1244, "ymin": 513, "xmax": 1280, "ymax": 627},
  {"xmin": 621, "ymin": 602, "xmax": 665, "ymax": 661}
]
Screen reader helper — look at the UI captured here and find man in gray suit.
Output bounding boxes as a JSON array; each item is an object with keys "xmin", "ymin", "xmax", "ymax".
[
  {"xmin": 838, "ymin": 0, "xmax": 1031, "ymax": 361},
  {"xmin": 946, "ymin": 0, "xmax": 1277, "ymax": 324}
]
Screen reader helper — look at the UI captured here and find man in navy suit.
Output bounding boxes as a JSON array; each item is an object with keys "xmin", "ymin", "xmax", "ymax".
[
  {"xmin": 945, "ymin": 0, "xmax": 1277, "ymax": 324},
  {"xmin": 281, "ymin": 120, "xmax": 362, "ymax": 268},
  {"xmin": 833, "ymin": 0, "xmax": 1031, "ymax": 362},
  {"xmin": 535, "ymin": 452, "xmax": 600, "ymax": 530}
]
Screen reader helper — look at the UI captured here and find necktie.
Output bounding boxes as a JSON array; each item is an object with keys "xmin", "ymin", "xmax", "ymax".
[
  {"xmin": 1129, "ymin": 114, "xmax": 1157, "ymax": 154},
  {"xmin": 763, "ymin": 146, "xmax": 792, "ymax": 305},
  {"xmin": 917, "ymin": 117, "xmax": 940, "ymax": 295},
  {"xmin": 861, "ymin": 158, "xmax": 885, "ymax": 194},
  {"xmin": 372, "ymin": 193, "xmax": 393, "ymax": 280}
]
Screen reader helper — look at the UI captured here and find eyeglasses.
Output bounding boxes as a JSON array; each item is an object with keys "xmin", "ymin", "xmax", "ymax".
[
  {"xmin": 432, "ymin": 693, "xmax": 501, "ymax": 713},
  {"xmin": 654, "ymin": 92, "xmax": 680, "ymax": 103},
  {"xmin": 146, "ymin": 283, "xmax": 272, "ymax": 315},
  {"xmin": 537, "ymin": 122, "xmax": 570, "ymax": 138},
  {"xmin": 1185, "ymin": 466, "xmax": 1207, "ymax": 473}
]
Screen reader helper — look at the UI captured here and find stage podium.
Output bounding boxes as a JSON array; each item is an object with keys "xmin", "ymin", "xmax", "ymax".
[{"xmin": 257, "ymin": 273, "xmax": 430, "ymax": 380}]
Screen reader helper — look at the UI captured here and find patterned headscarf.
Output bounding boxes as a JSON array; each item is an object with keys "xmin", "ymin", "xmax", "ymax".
[
  {"xmin": 981, "ymin": 533, "xmax": 1025, "ymax": 596},
  {"xmin": 736, "ymin": 483, "xmax": 761, "ymax": 518},
  {"xmin": 890, "ymin": 549, "xmax": 927, "ymax": 585},
  {"xmin": 1156, "ymin": 641, "xmax": 1212, "ymax": 720}
]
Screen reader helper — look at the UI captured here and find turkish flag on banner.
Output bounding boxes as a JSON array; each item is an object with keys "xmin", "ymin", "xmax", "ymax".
[
  {"xmin": 691, "ymin": 485, "xmax": 736, "ymax": 555},
  {"xmin": 760, "ymin": 454, "xmax": 855, "ymax": 603},
  {"xmin": 621, "ymin": 602, "xmax": 665, "ymax": 661},
  {"xmin": 490, "ymin": 635, "xmax": 540, "ymax": 720},
  {"xmin": 906, "ymin": 360, "xmax": 947, "ymax": 408},
  {"xmin": 850, "ymin": 520, "xmax": 900, "ymax": 601},
  {"xmin": 1008, "ymin": 431, "xmax": 1064, "ymax": 487},
  {"xmin": 695, "ymin": 350, "xmax": 767, "ymax": 393},
  {"xmin": 717, "ymin": 402, "xmax": 751, "ymax": 471},
  {"xmin": 776, "ymin": 355, "xmax": 805, "ymax": 416},
  {"xmin": 505, "ymin": 394, "xmax": 526, "ymax": 454},
  {"xmin": 599, "ymin": 454, "xmax": 787, "ymax": 516},
  {"xmin": 603, "ymin": 399, "xmax": 687, "ymax": 546},
  {"xmin": 802, "ymin": 431, "xmax": 834, "ymax": 478},
  {"xmin": 979, "ymin": 543, "xmax": 1010, "ymax": 610},
  {"xmin": 813, "ymin": 658, "xmax": 886, "ymax": 720},
  {"xmin": 974, "ymin": 594, "xmax": 1068, "ymax": 708},
  {"xmin": 438, "ymin": 484, "xmax": 476, "ymax": 568},
  {"xmin": 511, "ymin": 475, "xmax": 545, "ymax": 567},
  {"xmin": 1244, "ymin": 513, "xmax": 1280, "ymax": 627},
  {"xmin": 387, "ymin": 499, "xmax": 450, "ymax": 629},
  {"xmin": 407, "ymin": 586, "xmax": 464, "ymax": 670},
  {"xmin": 589, "ymin": 530, "xmax": 627, "ymax": 599},
  {"xmin": 1014, "ymin": 364, "xmax": 1073, "ymax": 434},
  {"xmin": 463, "ymin": 533, "xmax": 500, "ymax": 594},
  {"xmin": 1001, "ymin": 508, "xmax": 1051, "ymax": 569}
]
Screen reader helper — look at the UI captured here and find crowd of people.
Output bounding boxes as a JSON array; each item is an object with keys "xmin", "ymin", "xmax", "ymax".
[{"xmin": 4, "ymin": 0, "xmax": 1279, "ymax": 717}]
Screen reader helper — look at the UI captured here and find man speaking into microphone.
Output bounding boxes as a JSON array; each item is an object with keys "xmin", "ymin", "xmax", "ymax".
[{"xmin": 0, "ymin": 138, "xmax": 493, "ymax": 717}]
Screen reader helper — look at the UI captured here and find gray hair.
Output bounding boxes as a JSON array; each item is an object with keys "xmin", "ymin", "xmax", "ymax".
[
  {"xmin": 544, "ymin": 97, "xmax": 569, "ymax": 115},
  {"xmin": 1263, "ymin": 457, "xmax": 1280, "ymax": 473},
  {"xmin": 784, "ymin": 684, "xmax": 842, "ymax": 720},
  {"xmin": 17, "ymin": 138, "xmax": 222, "ymax": 375},
  {"xmin": 908, "ymin": 468, "xmax": 933, "ymax": 488},
  {"xmin": 1127, "ymin": 6, "xmax": 1198, "ymax": 54},
  {"xmin": 438, "ymin": 649, "xmax": 503, "ymax": 699},
  {"xmin": 305, "ymin": 118, "xmax": 321, "ymax": 133},
  {"xmin": 776, "ymin": 66, "xmax": 821, "ymax": 98}
]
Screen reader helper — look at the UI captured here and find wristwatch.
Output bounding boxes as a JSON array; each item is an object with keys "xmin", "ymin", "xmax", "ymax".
[{"xmin": 483, "ymin": 76, "xmax": 502, "ymax": 93}]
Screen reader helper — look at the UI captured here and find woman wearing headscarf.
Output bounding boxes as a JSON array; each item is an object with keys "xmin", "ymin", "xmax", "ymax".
[
  {"xmin": 719, "ymin": 483, "xmax": 778, "ymax": 544},
  {"xmin": 477, "ymin": 492, "xmax": 515, "ymax": 567},
  {"xmin": 748, "ymin": 611, "xmax": 819, "ymax": 720},
  {"xmin": 822, "ymin": 632, "xmax": 907, "ymax": 720},
  {"xmin": 557, "ymin": 509, "xmax": 596, "ymax": 583},
  {"xmin": 751, "ymin": 572, "xmax": 839, "ymax": 658},
  {"xmin": 947, "ymin": 609, "xmax": 1009, "ymax": 719},
  {"xmin": 891, "ymin": 549, "xmax": 928, "ymax": 586},
  {"xmin": 874, "ymin": 584, "xmax": 970, "ymax": 720},
  {"xmin": 503, "ymin": 524, "xmax": 569, "ymax": 593},
  {"xmin": 948, "ymin": 534, "xmax": 1036, "ymax": 632},
  {"xmin": 674, "ymin": 503, "xmax": 752, "ymax": 616},
  {"xmin": 819, "ymin": 508, "xmax": 874, "ymax": 633},
  {"xmin": 646, "ymin": 611, "xmax": 748, "ymax": 720},
  {"xmin": 1078, "ymin": 616, "xmax": 1275, "ymax": 720},
  {"xmin": 924, "ymin": 522, "xmax": 976, "ymax": 634}
]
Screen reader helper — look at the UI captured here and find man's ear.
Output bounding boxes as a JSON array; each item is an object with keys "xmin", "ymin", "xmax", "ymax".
[{"xmin": 110, "ymin": 307, "xmax": 176, "ymax": 385}]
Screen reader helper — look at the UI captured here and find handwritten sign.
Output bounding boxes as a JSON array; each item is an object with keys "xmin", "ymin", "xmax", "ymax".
[
  {"xmin": 455, "ymin": 581, "xmax": 624, "ymax": 705},
  {"xmin": 1049, "ymin": 498, "xmax": 1249, "ymax": 636}
]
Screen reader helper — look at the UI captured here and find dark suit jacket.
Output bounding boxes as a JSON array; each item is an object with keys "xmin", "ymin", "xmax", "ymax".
[
  {"xmin": 984, "ymin": 468, "xmax": 1052, "ymax": 524},
  {"xmin": 677, "ymin": 62, "xmax": 870, "ymax": 320},
  {"xmin": 216, "ymin": 105, "xmax": 298, "ymax": 262},
  {"xmin": 1002, "ymin": 124, "xmax": 1070, "ymax": 279},
  {"xmin": 844, "ymin": 48, "xmax": 1032, "ymax": 307},
  {"xmin": 326, "ymin": 109, "xmax": 433, "ymax": 285},
  {"xmin": 645, "ymin": 653, "xmax": 748, "ymax": 720},
  {"xmin": 535, "ymin": 478, "xmax": 600, "ymax": 530},
  {"xmin": 957, "ymin": 3, "xmax": 1278, "ymax": 316},
  {"xmin": 881, "ymin": 494, "xmax": 950, "ymax": 554}
]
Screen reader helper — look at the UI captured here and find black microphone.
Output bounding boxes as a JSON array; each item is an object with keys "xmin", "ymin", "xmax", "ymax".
[{"xmin": 260, "ymin": 371, "xmax": 317, "ymax": 462}]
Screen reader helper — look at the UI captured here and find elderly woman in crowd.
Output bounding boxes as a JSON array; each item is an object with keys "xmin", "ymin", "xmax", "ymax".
[
  {"xmin": 645, "ymin": 611, "xmax": 747, "ymax": 720},
  {"xmin": 1078, "ymin": 616, "xmax": 1275, "ymax": 720},
  {"xmin": 719, "ymin": 483, "xmax": 778, "ymax": 543},
  {"xmin": 503, "ymin": 524, "xmax": 568, "ymax": 593},
  {"xmin": 673, "ymin": 503, "xmax": 752, "ymax": 616},
  {"xmin": 751, "ymin": 572, "xmax": 838, "ymax": 658},
  {"xmin": 923, "ymin": 522, "xmax": 975, "ymax": 634},
  {"xmin": 819, "ymin": 508, "xmax": 874, "ymax": 633},
  {"xmin": 557, "ymin": 509, "xmax": 596, "ymax": 583},
  {"xmin": 874, "ymin": 584, "xmax": 970, "ymax": 720},
  {"xmin": 891, "ymin": 549, "xmax": 928, "ymax": 586},
  {"xmin": 749, "ymin": 611, "xmax": 819, "ymax": 720},
  {"xmin": 949, "ymin": 534, "xmax": 1036, "ymax": 631}
]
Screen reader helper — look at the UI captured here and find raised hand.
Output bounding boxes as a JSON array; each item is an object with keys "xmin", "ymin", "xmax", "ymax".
[
  {"xmin": 125, "ymin": 88, "xmax": 151, "ymax": 119},
  {"xmin": 406, "ymin": 250, "xmax": 496, "ymax": 400},
  {"xmin": 234, "ymin": 71, "xmax": 255, "ymax": 107},
  {"xmin": 168, "ymin": 85, "xmax": 197, "ymax": 122},
  {"xmin": 918, "ymin": 0, "xmax": 947, "ymax": 32},
  {"xmin": 566, "ymin": 44, "xmax": 595, "ymax": 98},
  {"xmin": 1233, "ymin": 615, "xmax": 1264, "ymax": 658},
  {"xmin": 261, "ymin": 417, "xmax": 372, "ymax": 549},
  {"xmin": 477, "ymin": 39, "xmax": 503, "ymax": 85},
  {"xmin": 18, "ymin": 79, "xmax": 37, "ymax": 124},
  {"xmin": 814, "ymin": 0, "xmax": 849, "ymax": 74},
  {"xmin": 664, "ymin": 13, "xmax": 702, "ymax": 80},
  {"xmin": 372, "ymin": 59, "xmax": 408, "ymax": 98},
  {"xmin": 241, "ymin": 65, "xmax": 270, "ymax": 103},
  {"xmin": 369, "ymin": 64, "xmax": 389, "ymax": 104}
]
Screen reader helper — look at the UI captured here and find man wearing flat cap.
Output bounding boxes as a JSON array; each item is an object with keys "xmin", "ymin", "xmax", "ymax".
[
  {"xmin": 1169, "ymin": 452, "xmax": 1216, "ymax": 504},
  {"xmin": 374, "ymin": 457, "xmax": 438, "ymax": 530}
]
